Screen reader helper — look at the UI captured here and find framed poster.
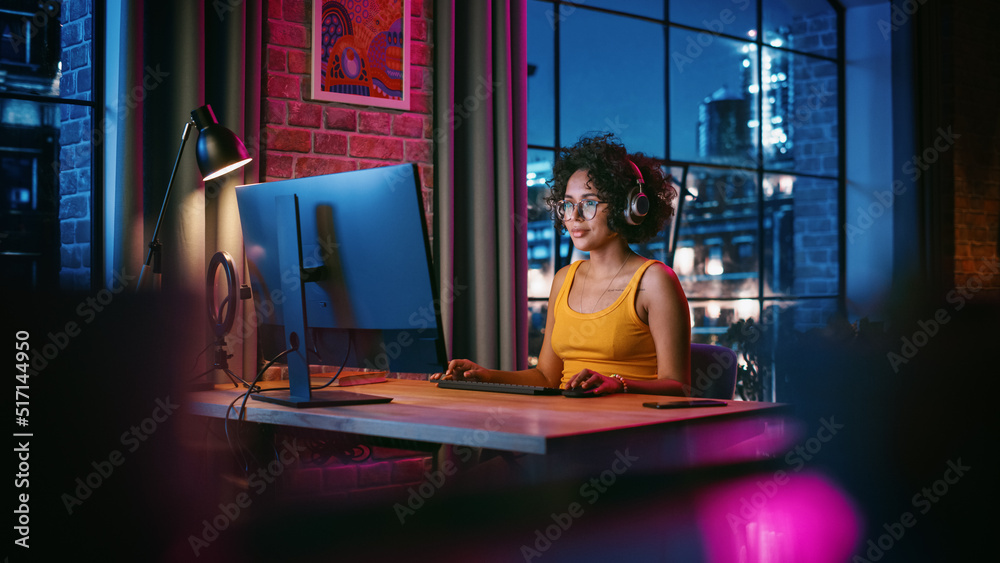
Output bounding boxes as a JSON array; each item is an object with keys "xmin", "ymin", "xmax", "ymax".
[{"xmin": 311, "ymin": 0, "xmax": 410, "ymax": 110}]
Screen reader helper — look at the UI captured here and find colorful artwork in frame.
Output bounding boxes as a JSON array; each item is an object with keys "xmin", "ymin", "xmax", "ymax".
[{"xmin": 310, "ymin": 0, "xmax": 409, "ymax": 109}]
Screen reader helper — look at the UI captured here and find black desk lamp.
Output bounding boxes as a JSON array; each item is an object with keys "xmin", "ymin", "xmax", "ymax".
[{"xmin": 137, "ymin": 104, "xmax": 252, "ymax": 290}]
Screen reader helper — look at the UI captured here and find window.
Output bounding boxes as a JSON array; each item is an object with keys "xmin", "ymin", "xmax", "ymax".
[
  {"xmin": 1, "ymin": 0, "xmax": 103, "ymax": 291},
  {"xmin": 526, "ymin": 0, "xmax": 843, "ymax": 400}
]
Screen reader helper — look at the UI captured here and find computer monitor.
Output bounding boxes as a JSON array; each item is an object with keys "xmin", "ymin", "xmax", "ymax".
[{"xmin": 235, "ymin": 163, "xmax": 445, "ymax": 407}]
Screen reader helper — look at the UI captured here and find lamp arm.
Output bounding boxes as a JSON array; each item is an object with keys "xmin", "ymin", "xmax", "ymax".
[{"xmin": 137, "ymin": 118, "xmax": 195, "ymax": 291}]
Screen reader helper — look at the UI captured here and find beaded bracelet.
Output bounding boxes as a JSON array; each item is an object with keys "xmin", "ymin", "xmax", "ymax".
[{"xmin": 610, "ymin": 373, "xmax": 628, "ymax": 394}]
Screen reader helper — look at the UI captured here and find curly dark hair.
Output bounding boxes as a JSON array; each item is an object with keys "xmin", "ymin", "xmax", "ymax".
[{"xmin": 545, "ymin": 133, "xmax": 676, "ymax": 244}]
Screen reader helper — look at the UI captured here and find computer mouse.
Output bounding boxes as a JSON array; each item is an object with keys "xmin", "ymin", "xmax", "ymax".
[{"xmin": 562, "ymin": 387, "xmax": 601, "ymax": 398}]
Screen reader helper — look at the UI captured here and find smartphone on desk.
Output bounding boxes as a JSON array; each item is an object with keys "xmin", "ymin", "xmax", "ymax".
[{"xmin": 642, "ymin": 399, "xmax": 728, "ymax": 409}]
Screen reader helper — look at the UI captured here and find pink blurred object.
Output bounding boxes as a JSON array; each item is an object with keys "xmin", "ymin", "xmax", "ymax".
[{"xmin": 696, "ymin": 471, "xmax": 861, "ymax": 563}]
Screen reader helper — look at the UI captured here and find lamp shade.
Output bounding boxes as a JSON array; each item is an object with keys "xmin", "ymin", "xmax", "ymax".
[{"xmin": 191, "ymin": 104, "xmax": 252, "ymax": 181}]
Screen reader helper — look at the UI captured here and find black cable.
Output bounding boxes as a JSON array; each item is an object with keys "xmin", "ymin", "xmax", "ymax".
[
  {"xmin": 224, "ymin": 332, "xmax": 352, "ymax": 474},
  {"xmin": 225, "ymin": 347, "xmax": 292, "ymax": 474},
  {"xmin": 185, "ymin": 341, "xmax": 215, "ymax": 379},
  {"xmin": 253, "ymin": 331, "xmax": 353, "ymax": 394},
  {"xmin": 224, "ymin": 393, "xmax": 254, "ymax": 472},
  {"xmin": 236, "ymin": 347, "xmax": 291, "ymax": 435},
  {"xmin": 310, "ymin": 331, "xmax": 354, "ymax": 391}
]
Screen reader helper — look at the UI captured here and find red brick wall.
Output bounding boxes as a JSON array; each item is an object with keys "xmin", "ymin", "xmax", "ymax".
[
  {"xmin": 282, "ymin": 444, "xmax": 433, "ymax": 504},
  {"xmin": 951, "ymin": 1, "xmax": 1000, "ymax": 296},
  {"xmin": 262, "ymin": 0, "xmax": 435, "ymax": 214}
]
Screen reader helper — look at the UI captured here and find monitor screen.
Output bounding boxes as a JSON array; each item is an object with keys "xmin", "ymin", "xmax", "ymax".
[{"xmin": 236, "ymin": 164, "xmax": 445, "ymax": 380}]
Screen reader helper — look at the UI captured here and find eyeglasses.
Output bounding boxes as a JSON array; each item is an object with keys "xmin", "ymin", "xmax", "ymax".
[{"xmin": 556, "ymin": 199, "xmax": 608, "ymax": 221}]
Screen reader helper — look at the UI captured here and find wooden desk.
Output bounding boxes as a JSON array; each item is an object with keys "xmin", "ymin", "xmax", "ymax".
[{"xmin": 186, "ymin": 379, "xmax": 794, "ymax": 481}]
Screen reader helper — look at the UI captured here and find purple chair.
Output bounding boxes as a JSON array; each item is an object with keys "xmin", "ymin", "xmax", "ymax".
[{"xmin": 687, "ymin": 343, "xmax": 738, "ymax": 399}]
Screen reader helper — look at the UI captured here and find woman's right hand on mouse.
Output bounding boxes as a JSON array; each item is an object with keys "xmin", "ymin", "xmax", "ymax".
[{"xmin": 430, "ymin": 359, "xmax": 486, "ymax": 381}]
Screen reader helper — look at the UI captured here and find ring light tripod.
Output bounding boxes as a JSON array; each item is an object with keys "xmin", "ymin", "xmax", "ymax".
[{"xmin": 192, "ymin": 251, "xmax": 254, "ymax": 390}]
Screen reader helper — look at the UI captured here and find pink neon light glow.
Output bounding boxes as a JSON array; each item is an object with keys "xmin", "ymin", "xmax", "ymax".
[{"xmin": 696, "ymin": 471, "xmax": 860, "ymax": 563}]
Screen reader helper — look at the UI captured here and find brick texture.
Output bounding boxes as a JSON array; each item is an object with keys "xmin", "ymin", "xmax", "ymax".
[
  {"xmin": 950, "ymin": 1, "xmax": 1000, "ymax": 297},
  {"xmin": 58, "ymin": 0, "xmax": 94, "ymax": 290},
  {"xmin": 262, "ymin": 0, "xmax": 436, "ymax": 228},
  {"xmin": 314, "ymin": 132, "xmax": 348, "ymax": 155},
  {"xmin": 787, "ymin": 12, "xmax": 840, "ymax": 328},
  {"xmin": 350, "ymin": 135, "xmax": 404, "ymax": 160},
  {"xmin": 251, "ymin": 427, "xmax": 437, "ymax": 502}
]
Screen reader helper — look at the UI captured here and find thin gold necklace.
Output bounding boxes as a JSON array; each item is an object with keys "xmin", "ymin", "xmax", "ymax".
[{"xmin": 580, "ymin": 251, "xmax": 632, "ymax": 313}]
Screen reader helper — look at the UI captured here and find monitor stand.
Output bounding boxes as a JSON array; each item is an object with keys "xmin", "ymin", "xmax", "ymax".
[{"xmin": 250, "ymin": 194, "xmax": 391, "ymax": 408}]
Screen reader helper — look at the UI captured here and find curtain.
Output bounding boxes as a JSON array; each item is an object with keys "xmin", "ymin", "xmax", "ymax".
[
  {"xmin": 434, "ymin": 0, "xmax": 529, "ymax": 370},
  {"xmin": 111, "ymin": 0, "xmax": 262, "ymax": 378},
  {"xmin": 204, "ymin": 1, "xmax": 263, "ymax": 381},
  {"xmin": 112, "ymin": 0, "xmax": 144, "ymax": 295}
]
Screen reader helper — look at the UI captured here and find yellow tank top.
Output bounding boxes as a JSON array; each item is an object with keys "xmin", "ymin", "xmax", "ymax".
[{"xmin": 550, "ymin": 259, "xmax": 659, "ymax": 388}]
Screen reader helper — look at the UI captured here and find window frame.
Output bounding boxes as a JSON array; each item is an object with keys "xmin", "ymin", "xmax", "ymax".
[{"xmin": 0, "ymin": 0, "xmax": 106, "ymax": 291}]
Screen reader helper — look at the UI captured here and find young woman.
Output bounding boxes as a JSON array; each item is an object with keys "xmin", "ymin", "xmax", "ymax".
[{"xmin": 432, "ymin": 133, "xmax": 691, "ymax": 395}]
